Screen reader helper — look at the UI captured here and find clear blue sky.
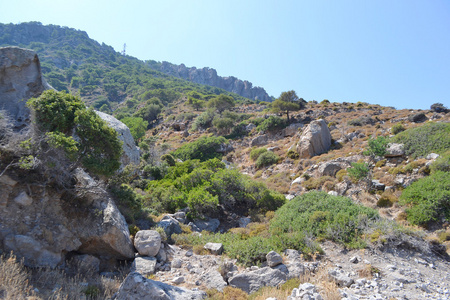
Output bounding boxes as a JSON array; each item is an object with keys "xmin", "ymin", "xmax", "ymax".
[{"xmin": 1, "ymin": 0, "xmax": 449, "ymax": 109}]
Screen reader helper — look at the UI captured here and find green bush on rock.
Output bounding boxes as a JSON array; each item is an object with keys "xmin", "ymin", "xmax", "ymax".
[{"xmin": 27, "ymin": 90, "xmax": 122, "ymax": 176}]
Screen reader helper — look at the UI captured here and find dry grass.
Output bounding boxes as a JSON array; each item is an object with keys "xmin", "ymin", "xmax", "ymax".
[
  {"xmin": 0, "ymin": 253, "xmax": 37, "ymax": 300},
  {"xmin": 31, "ymin": 258, "xmax": 124, "ymax": 300},
  {"xmin": 0, "ymin": 252, "xmax": 125, "ymax": 300}
]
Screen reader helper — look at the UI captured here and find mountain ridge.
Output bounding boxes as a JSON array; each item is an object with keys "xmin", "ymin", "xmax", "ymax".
[{"xmin": 146, "ymin": 60, "xmax": 273, "ymax": 102}]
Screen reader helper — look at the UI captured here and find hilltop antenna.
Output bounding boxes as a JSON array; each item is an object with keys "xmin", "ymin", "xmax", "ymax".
[{"xmin": 121, "ymin": 43, "xmax": 126, "ymax": 56}]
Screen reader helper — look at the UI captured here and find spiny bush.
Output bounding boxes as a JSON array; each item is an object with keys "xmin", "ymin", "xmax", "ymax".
[
  {"xmin": 391, "ymin": 122, "xmax": 450, "ymax": 158},
  {"xmin": 286, "ymin": 149, "xmax": 299, "ymax": 159},
  {"xmin": 347, "ymin": 162, "xmax": 370, "ymax": 182},
  {"xmin": 191, "ymin": 109, "xmax": 215, "ymax": 131},
  {"xmin": 400, "ymin": 171, "xmax": 450, "ymax": 226},
  {"xmin": 255, "ymin": 151, "xmax": 280, "ymax": 169},
  {"xmin": 250, "ymin": 147, "xmax": 268, "ymax": 161},
  {"xmin": 391, "ymin": 123, "xmax": 405, "ymax": 135}
]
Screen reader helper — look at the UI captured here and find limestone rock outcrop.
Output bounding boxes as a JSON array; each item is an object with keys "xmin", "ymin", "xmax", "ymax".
[
  {"xmin": 114, "ymin": 272, "xmax": 206, "ymax": 300},
  {"xmin": 0, "ymin": 47, "xmax": 52, "ymax": 128},
  {"xmin": 296, "ymin": 119, "xmax": 332, "ymax": 158},
  {"xmin": 95, "ymin": 111, "xmax": 140, "ymax": 167},
  {"xmin": 0, "ymin": 168, "xmax": 135, "ymax": 268},
  {"xmin": 149, "ymin": 61, "xmax": 272, "ymax": 102},
  {"xmin": 229, "ymin": 266, "xmax": 287, "ymax": 294}
]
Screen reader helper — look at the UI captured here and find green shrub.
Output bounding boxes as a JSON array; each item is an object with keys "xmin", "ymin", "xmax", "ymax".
[
  {"xmin": 400, "ymin": 171, "xmax": 450, "ymax": 226},
  {"xmin": 286, "ymin": 149, "xmax": 299, "ymax": 159},
  {"xmin": 172, "ymin": 136, "xmax": 228, "ymax": 162},
  {"xmin": 270, "ymin": 191, "xmax": 379, "ymax": 248},
  {"xmin": 143, "ymin": 164, "xmax": 164, "ymax": 180},
  {"xmin": 255, "ymin": 151, "xmax": 280, "ymax": 169},
  {"xmin": 161, "ymin": 154, "xmax": 176, "ymax": 166},
  {"xmin": 120, "ymin": 116, "xmax": 148, "ymax": 141},
  {"xmin": 27, "ymin": 90, "xmax": 123, "ymax": 176},
  {"xmin": 27, "ymin": 90, "xmax": 84, "ymax": 133},
  {"xmin": 250, "ymin": 147, "xmax": 267, "ymax": 161},
  {"xmin": 347, "ymin": 162, "xmax": 370, "ymax": 182},
  {"xmin": 256, "ymin": 115, "xmax": 286, "ymax": 132},
  {"xmin": 212, "ymin": 117, "xmax": 234, "ymax": 134},
  {"xmin": 364, "ymin": 136, "xmax": 388, "ymax": 157},
  {"xmin": 144, "ymin": 158, "xmax": 285, "ymax": 216},
  {"xmin": 192, "ymin": 110, "xmax": 215, "ymax": 130},
  {"xmin": 186, "ymin": 186, "xmax": 219, "ymax": 218},
  {"xmin": 391, "ymin": 123, "xmax": 405, "ymax": 135},
  {"xmin": 391, "ymin": 122, "xmax": 450, "ymax": 158}
]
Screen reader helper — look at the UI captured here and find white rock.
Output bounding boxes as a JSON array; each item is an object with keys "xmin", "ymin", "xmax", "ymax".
[
  {"xmin": 266, "ymin": 250, "xmax": 283, "ymax": 267},
  {"xmin": 14, "ymin": 191, "xmax": 33, "ymax": 206},
  {"xmin": 134, "ymin": 230, "xmax": 161, "ymax": 257}
]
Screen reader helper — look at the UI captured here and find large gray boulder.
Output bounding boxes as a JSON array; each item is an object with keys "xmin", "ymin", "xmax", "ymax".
[
  {"xmin": 318, "ymin": 162, "xmax": 342, "ymax": 177},
  {"xmin": 266, "ymin": 251, "xmax": 283, "ymax": 267},
  {"xmin": 251, "ymin": 134, "xmax": 269, "ymax": 146},
  {"xmin": 113, "ymin": 272, "xmax": 206, "ymax": 300},
  {"xmin": 229, "ymin": 266, "xmax": 287, "ymax": 294},
  {"xmin": 131, "ymin": 256, "xmax": 157, "ymax": 276},
  {"xmin": 134, "ymin": 230, "xmax": 161, "ymax": 257},
  {"xmin": 95, "ymin": 111, "xmax": 140, "ymax": 167},
  {"xmin": 0, "ymin": 47, "xmax": 52, "ymax": 128},
  {"xmin": 296, "ymin": 119, "xmax": 332, "ymax": 158},
  {"xmin": 158, "ymin": 215, "xmax": 182, "ymax": 237},
  {"xmin": 189, "ymin": 218, "xmax": 220, "ymax": 232},
  {"xmin": 201, "ymin": 270, "xmax": 227, "ymax": 292},
  {"xmin": 204, "ymin": 242, "xmax": 223, "ymax": 255},
  {"xmin": 0, "ymin": 168, "xmax": 135, "ymax": 268},
  {"xmin": 328, "ymin": 268, "xmax": 354, "ymax": 287}
]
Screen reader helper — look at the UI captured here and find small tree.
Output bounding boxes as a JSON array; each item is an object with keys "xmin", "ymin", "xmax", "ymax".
[
  {"xmin": 363, "ymin": 136, "xmax": 388, "ymax": 157},
  {"xmin": 271, "ymin": 90, "xmax": 305, "ymax": 122},
  {"xmin": 190, "ymin": 98, "xmax": 205, "ymax": 111},
  {"xmin": 347, "ymin": 162, "xmax": 370, "ymax": 183},
  {"xmin": 207, "ymin": 95, "xmax": 235, "ymax": 114}
]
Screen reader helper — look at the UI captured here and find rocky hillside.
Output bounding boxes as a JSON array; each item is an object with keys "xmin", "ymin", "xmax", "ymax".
[
  {"xmin": 1, "ymin": 28, "xmax": 450, "ymax": 300},
  {"xmin": 147, "ymin": 60, "xmax": 272, "ymax": 102},
  {"xmin": 0, "ymin": 22, "xmax": 265, "ymax": 108}
]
